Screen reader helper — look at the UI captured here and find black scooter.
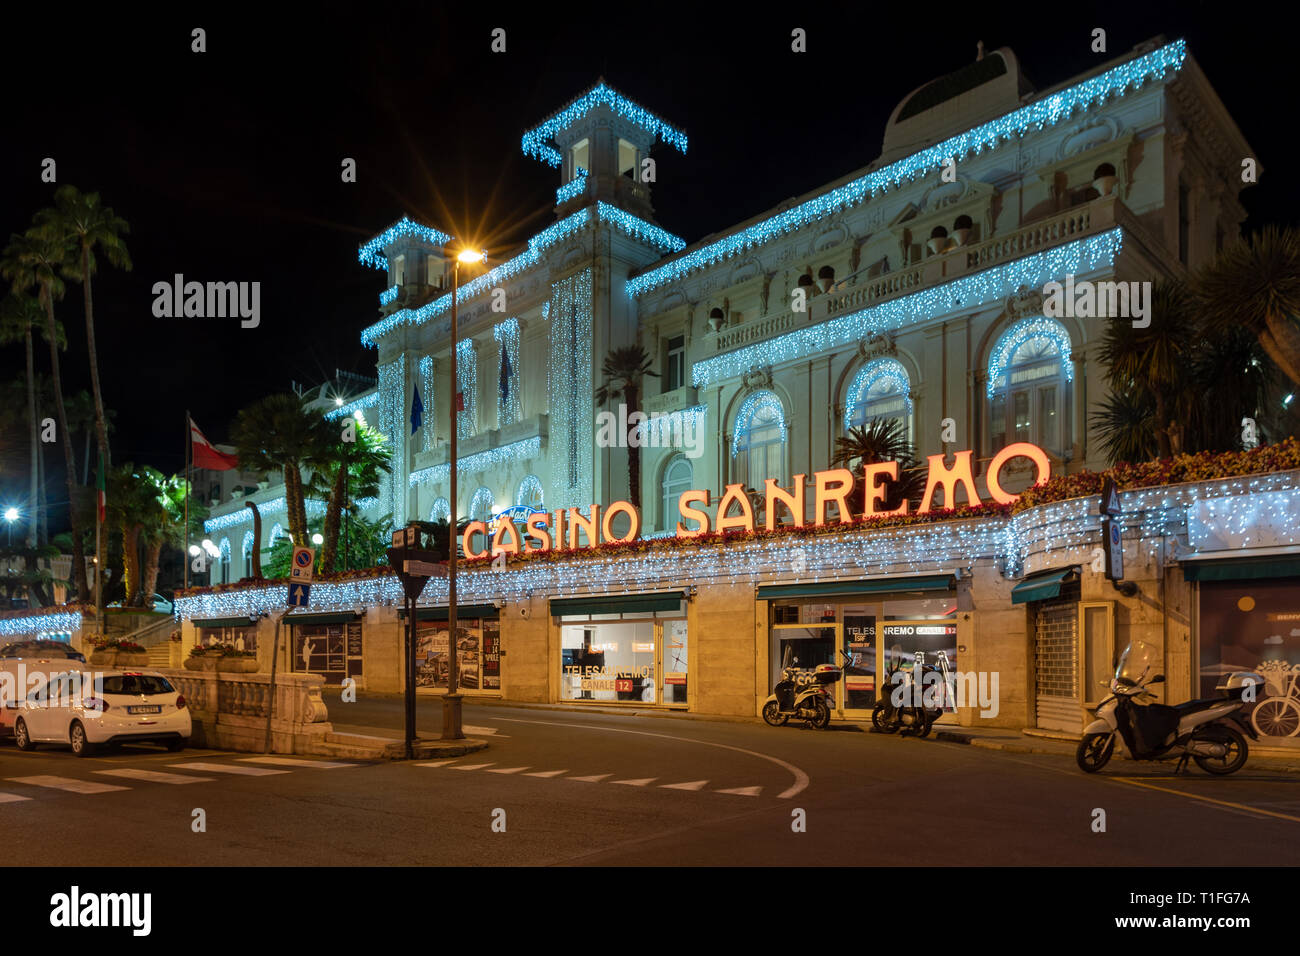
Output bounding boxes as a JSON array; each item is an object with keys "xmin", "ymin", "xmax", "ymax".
[{"xmin": 872, "ymin": 653, "xmax": 942, "ymax": 737}]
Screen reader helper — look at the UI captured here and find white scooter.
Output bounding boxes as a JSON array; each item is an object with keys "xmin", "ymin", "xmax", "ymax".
[{"xmin": 1076, "ymin": 639, "xmax": 1261, "ymax": 775}]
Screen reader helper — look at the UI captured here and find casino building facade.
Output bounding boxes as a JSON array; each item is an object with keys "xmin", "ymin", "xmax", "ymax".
[{"xmin": 179, "ymin": 37, "xmax": 1300, "ymax": 740}]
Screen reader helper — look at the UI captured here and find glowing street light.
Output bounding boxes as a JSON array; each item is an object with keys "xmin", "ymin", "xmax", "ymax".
[
  {"xmin": 311, "ymin": 533, "xmax": 324, "ymax": 545},
  {"xmin": 3, "ymin": 507, "xmax": 17, "ymax": 546}
]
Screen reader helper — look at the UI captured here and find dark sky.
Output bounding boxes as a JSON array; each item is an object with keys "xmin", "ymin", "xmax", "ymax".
[{"xmin": 1, "ymin": 1, "xmax": 1296, "ymax": 519}]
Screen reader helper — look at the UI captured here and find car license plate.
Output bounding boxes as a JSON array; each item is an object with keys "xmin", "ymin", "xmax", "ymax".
[{"xmin": 128, "ymin": 705, "xmax": 161, "ymax": 715}]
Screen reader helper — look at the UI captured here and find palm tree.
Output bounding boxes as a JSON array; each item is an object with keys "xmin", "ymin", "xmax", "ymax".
[
  {"xmin": 1197, "ymin": 226, "xmax": 1300, "ymax": 387},
  {"xmin": 1, "ymin": 229, "xmax": 89, "ymax": 602},
  {"xmin": 0, "ymin": 294, "xmax": 46, "ymax": 547},
  {"xmin": 107, "ymin": 464, "xmax": 158, "ymax": 606},
  {"xmin": 831, "ymin": 419, "xmax": 926, "ymax": 513},
  {"xmin": 594, "ymin": 345, "xmax": 659, "ymax": 511},
  {"xmin": 230, "ymin": 394, "xmax": 331, "ymax": 547},
  {"xmin": 307, "ymin": 422, "xmax": 390, "ymax": 573},
  {"xmin": 1090, "ymin": 387, "xmax": 1158, "ymax": 464},
  {"xmin": 36, "ymin": 186, "xmax": 131, "ymax": 471},
  {"xmin": 1186, "ymin": 324, "xmax": 1273, "ymax": 452},
  {"xmin": 1096, "ymin": 281, "xmax": 1196, "ymax": 458},
  {"xmin": 140, "ymin": 472, "xmax": 202, "ymax": 601}
]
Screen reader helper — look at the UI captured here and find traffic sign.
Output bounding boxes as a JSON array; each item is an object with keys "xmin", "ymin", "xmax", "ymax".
[
  {"xmin": 1100, "ymin": 477, "xmax": 1121, "ymax": 517},
  {"xmin": 404, "ymin": 559, "xmax": 447, "ymax": 577},
  {"xmin": 1103, "ymin": 517, "xmax": 1124, "ymax": 582},
  {"xmin": 291, "ymin": 546, "xmax": 316, "ymax": 581},
  {"xmin": 287, "ymin": 582, "xmax": 311, "ymax": 608}
]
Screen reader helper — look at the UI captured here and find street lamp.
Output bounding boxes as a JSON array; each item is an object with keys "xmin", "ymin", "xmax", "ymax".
[
  {"xmin": 444, "ymin": 245, "xmax": 484, "ymax": 741},
  {"xmin": 3, "ymin": 507, "xmax": 17, "ymax": 546},
  {"xmin": 312, "ymin": 533, "xmax": 324, "ymax": 545}
]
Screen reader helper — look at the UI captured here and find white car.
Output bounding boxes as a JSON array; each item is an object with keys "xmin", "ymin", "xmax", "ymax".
[{"xmin": 13, "ymin": 669, "xmax": 191, "ymax": 756}]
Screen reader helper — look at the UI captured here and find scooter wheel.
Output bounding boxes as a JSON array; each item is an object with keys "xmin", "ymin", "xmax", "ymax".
[
  {"xmin": 872, "ymin": 702, "xmax": 898, "ymax": 734},
  {"xmin": 811, "ymin": 698, "xmax": 832, "ymax": 730},
  {"xmin": 1193, "ymin": 725, "xmax": 1248, "ymax": 775},
  {"xmin": 1076, "ymin": 732, "xmax": 1115, "ymax": 773},
  {"xmin": 762, "ymin": 701, "xmax": 789, "ymax": 727}
]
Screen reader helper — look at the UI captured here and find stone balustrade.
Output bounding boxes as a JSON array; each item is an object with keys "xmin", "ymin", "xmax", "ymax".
[{"xmin": 158, "ymin": 668, "xmax": 332, "ymax": 754}]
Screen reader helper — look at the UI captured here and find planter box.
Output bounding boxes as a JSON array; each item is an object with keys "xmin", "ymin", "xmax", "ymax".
[
  {"xmin": 184, "ymin": 656, "xmax": 220, "ymax": 672},
  {"xmin": 217, "ymin": 657, "xmax": 259, "ymax": 673},
  {"xmin": 90, "ymin": 650, "xmax": 150, "ymax": 668}
]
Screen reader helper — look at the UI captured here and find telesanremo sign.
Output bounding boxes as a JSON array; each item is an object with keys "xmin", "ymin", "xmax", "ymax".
[{"xmin": 460, "ymin": 442, "xmax": 1051, "ymax": 559}]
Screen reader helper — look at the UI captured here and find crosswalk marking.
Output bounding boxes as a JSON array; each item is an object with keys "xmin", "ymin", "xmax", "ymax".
[
  {"xmin": 8, "ymin": 775, "xmax": 128, "ymax": 794},
  {"xmin": 567, "ymin": 774, "xmax": 611, "ymax": 783},
  {"xmin": 94, "ymin": 769, "xmax": 213, "ymax": 785},
  {"xmin": 463, "ymin": 725, "xmax": 510, "ymax": 738},
  {"xmin": 414, "ymin": 759, "xmax": 463, "ymax": 768},
  {"xmin": 169, "ymin": 762, "xmax": 288, "ymax": 776},
  {"xmin": 523, "ymin": 769, "xmax": 568, "ymax": 777},
  {"xmin": 240, "ymin": 757, "xmax": 357, "ymax": 769},
  {"xmin": 0, "ymin": 792, "xmax": 32, "ymax": 803},
  {"xmin": 448, "ymin": 763, "xmax": 495, "ymax": 771},
  {"xmin": 611, "ymin": 778, "xmax": 657, "ymax": 787},
  {"xmin": 660, "ymin": 780, "xmax": 709, "ymax": 791},
  {"xmin": 484, "ymin": 767, "xmax": 530, "ymax": 774},
  {"xmin": 715, "ymin": 786, "xmax": 763, "ymax": 796}
]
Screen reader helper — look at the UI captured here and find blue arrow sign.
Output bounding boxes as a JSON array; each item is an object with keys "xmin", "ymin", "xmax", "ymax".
[{"xmin": 287, "ymin": 582, "xmax": 311, "ymax": 608}]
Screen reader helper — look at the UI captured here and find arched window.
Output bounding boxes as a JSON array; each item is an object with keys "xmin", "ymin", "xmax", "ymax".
[
  {"xmin": 241, "ymin": 531, "xmax": 254, "ymax": 579},
  {"xmin": 470, "ymin": 487, "xmax": 495, "ymax": 523},
  {"xmin": 219, "ymin": 538, "xmax": 231, "ymax": 585},
  {"xmin": 732, "ymin": 390, "xmax": 786, "ymax": 489},
  {"xmin": 844, "ymin": 358, "xmax": 913, "ymax": 441},
  {"xmin": 515, "ymin": 475, "xmax": 544, "ymax": 510},
  {"xmin": 429, "ymin": 498, "xmax": 450, "ymax": 524},
  {"xmin": 987, "ymin": 317, "xmax": 1073, "ymax": 454},
  {"xmin": 268, "ymin": 522, "xmax": 284, "ymax": 548},
  {"xmin": 660, "ymin": 455, "xmax": 695, "ymax": 532}
]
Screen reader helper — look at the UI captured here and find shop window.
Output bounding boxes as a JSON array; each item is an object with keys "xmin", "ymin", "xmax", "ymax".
[
  {"xmin": 557, "ymin": 610, "xmax": 688, "ymax": 706},
  {"xmin": 416, "ymin": 617, "xmax": 499, "ymax": 692},
  {"xmin": 1199, "ymin": 579, "xmax": 1300, "ymax": 702},
  {"xmin": 844, "ymin": 358, "xmax": 913, "ymax": 441},
  {"xmin": 198, "ymin": 624, "xmax": 257, "ymax": 653},
  {"xmin": 732, "ymin": 390, "xmax": 787, "ymax": 489},
  {"xmin": 987, "ymin": 318, "xmax": 1071, "ymax": 457},
  {"xmin": 660, "ymin": 455, "xmax": 694, "ymax": 532},
  {"xmin": 293, "ymin": 620, "xmax": 363, "ymax": 685}
]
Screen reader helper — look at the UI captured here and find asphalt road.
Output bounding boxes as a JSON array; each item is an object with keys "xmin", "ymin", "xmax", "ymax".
[{"xmin": 2, "ymin": 693, "xmax": 1298, "ymax": 866}]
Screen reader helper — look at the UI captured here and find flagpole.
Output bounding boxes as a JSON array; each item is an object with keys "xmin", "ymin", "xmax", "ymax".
[
  {"xmin": 94, "ymin": 460, "xmax": 102, "ymax": 639},
  {"xmin": 184, "ymin": 410, "xmax": 190, "ymax": 591}
]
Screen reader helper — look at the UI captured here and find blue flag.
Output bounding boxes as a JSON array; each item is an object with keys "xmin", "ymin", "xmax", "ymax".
[{"xmin": 411, "ymin": 385, "xmax": 423, "ymax": 434}]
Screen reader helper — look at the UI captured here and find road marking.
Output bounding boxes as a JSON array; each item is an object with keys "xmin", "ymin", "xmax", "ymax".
[
  {"xmin": 715, "ymin": 786, "xmax": 763, "ymax": 797},
  {"xmin": 0, "ymin": 792, "xmax": 32, "ymax": 803},
  {"xmin": 485, "ymin": 766, "xmax": 530, "ymax": 774},
  {"xmin": 660, "ymin": 780, "xmax": 708, "ymax": 791},
  {"xmin": 523, "ymin": 769, "xmax": 568, "ymax": 777},
  {"xmin": 8, "ymin": 775, "xmax": 128, "ymax": 794},
  {"xmin": 95, "ymin": 769, "xmax": 213, "ymax": 785},
  {"xmin": 1110, "ymin": 776, "xmax": 1300, "ymax": 824},
  {"xmin": 463, "ymin": 725, "xmax": 509, "ymax": 738},
  {"xmin": 611, "ymin": 778, "xmax": 657, "ymax": 786},
  {"xmin": 448, "ymin": 763, "xmax": 495, "ymax": 771},
  {"xmin": 240, "ymin": 757, "xmax": 357, "ymax": 769},
  {"xmin": 492, "ymin": 716, "xmax": 811, "ymax": 798},
  {"xmin": 567, "ymin": 774, "xmax": 611, "ymax": 783},
  {"xmin": 169, "ymin": 762, "xmax": 289, "ymax": 776},
  {"xmin": 414, "ymin": 760, "xmax": 463, "ymax": 767}
]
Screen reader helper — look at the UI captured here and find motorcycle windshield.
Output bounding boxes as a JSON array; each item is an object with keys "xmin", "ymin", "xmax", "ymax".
[{"xmin": 1115, "ymin": 640, "xmax": 1159, "ymax": 686}]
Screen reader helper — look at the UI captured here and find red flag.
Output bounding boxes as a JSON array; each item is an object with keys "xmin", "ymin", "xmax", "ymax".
[{"xmin": 190, "ymin": 418, "xmax": 240, "ymax": 471}]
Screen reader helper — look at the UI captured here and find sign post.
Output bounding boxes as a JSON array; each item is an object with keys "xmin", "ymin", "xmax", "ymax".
[
  {"xmin": 387, "ymin": 522, "xmax": 448, "ymax": 759},
  {"xmin": 1099, "ymin": 478, "xmax": 1137, "ymax": 596}
]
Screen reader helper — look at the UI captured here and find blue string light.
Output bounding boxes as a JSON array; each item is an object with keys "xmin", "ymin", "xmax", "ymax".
[
  {"xmin": 325, "ymin": 392, "xmax": 378, "ymax": 421},
  {"xmin": 516, "ymin": 474, "xmax": 544, "ymax": 509},
  {"xmin": 987, "ymin": 317, "xmax": 1074, "ymax": 398},
  {"xmin": 548, "ymin": 269, "xmax": 594, "ymax": 510},
  {"xmin": 844, "ymin": 359, "xmax": 912, "ymax": 431},
  {"xmin": 0, "ymin": 610, "xmax": 83, "ymax": 638},
  {"xmin": 408, "ymin": 436, "xmax": 543, "ymax": 487},
  {"xmin": 556, "ymin": 168, "xmax": 588, "ymax": 204},
  {"xmin": 692, "ymin": 229, "xmax": 1121, "ymax": 388},
  {"xmin": 358, "ymin": 217, "xmax": 454, "ymax": 270},
  {"xmin": 380, "ymin": 285, "xmax": 398, "ymax": 306},
  {"xmin": 522, "ymin": 82, "xmax": 688, "ymax": 168},
  {"xmin": 732, "ymin": 390, "xmax": 787, "ymax": 458},
  {"xmin": 493, "ymin": 318, "xmax": 521, "ymax": 427}
]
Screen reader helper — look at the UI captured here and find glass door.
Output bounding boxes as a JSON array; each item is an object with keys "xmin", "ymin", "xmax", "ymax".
[{"xmin": 771, "ymin": 624, "xmax": 841, "ymax": 712}]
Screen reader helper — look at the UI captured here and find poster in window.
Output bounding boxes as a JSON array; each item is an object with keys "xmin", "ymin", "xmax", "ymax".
[{"xmin": 482, "ymin": 620, "xmax": 501, "ymax": 690}]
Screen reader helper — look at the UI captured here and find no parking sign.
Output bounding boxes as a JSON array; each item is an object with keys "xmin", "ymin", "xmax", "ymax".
[{"xmin": 291, "ymin": 546, "xmax": 316, "ymax": 581}]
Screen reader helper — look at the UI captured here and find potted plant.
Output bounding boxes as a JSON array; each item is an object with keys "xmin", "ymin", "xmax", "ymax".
[
  {"xmin": 216, "ymin": 646, "xmax": 259, "ymax": 673},
  {"xmin": 184, "ymin": 645, "xmax": 220, "ymax": 672},
  {"xmin": 89, "ymin": 638, "xmax": 149, "ymax": 668}
]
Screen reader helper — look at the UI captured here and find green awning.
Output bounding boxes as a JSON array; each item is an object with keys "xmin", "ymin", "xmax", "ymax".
[
  {"xmin": 398, "ymin": 604, "xmax": 499, "ymax": 621},
  {"xmin": 284, "ymin": 611, "xmax": 362, "ymax": 626},
  {"xmin": 193, "ymin": 616, "xmax": 257, "ymax": 628},
  {"xmin": 1183, "ymin": 556, "xmax": 1300, "ymax": 582},
  {"xmin": 550, "ymin": 592, "xmax": 685, "ymax": 616},
  {"xmin": 1011, "ymin": 567, "xmax": 1079, "ymax": 605},
  {"xmin": 757, "ymin": 576, "xmax": 954, "ymax": 600}
]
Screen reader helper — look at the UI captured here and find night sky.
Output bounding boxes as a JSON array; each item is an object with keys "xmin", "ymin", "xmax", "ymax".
[{"xmin": 1, "ymin": 2, "xmax": 1295, "ymax": 523}]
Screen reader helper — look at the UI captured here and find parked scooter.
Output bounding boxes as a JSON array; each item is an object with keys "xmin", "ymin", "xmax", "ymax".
[
  {"xmin": 871, "ymin": 648, "xmax": 940, "ymax": 737},
  {"xmin": 1076, "ymin": 639, "xmax": 1262, "ymax": 775},
  {"xmin": 762, "ymin": 647, "xmax": 844, "ymax": 729}
]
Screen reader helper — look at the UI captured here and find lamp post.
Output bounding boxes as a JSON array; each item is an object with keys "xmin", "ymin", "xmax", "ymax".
[
  {"xmin": 444, "ymin": 246, "xmax": 483, "ymax": 741},
  {"xmin": 3, "ymin": 507, "xmax": 17, "ymax": 547}
]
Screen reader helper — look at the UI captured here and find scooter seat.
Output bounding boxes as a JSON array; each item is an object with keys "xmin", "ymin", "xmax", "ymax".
[{"xmin": 1171, "ymin": 696, "xmax": 1232, "ymax": 714}]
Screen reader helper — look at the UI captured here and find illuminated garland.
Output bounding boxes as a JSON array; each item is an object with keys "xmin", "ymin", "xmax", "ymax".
[
  {"xmin": 456, "ymin": 339, "xmax": 477, "ymax": 439},
  {"xmin": 522, "ymin": 82, "xmax": 687, "ymax": 168},
  {"xmin": 360, "ymin": 204, "xmax": 682, "ymax": 347},
  {"xmin": 692, "ymin": 229, "xmax": 1121, "ymax": 387},
  {"xmin": 493, "ymin": 318, "xmax": 521, "ymax": 427},
  {"xmin": 987, "ymin": 317, "xmax": 1073, "ymax": 397},
  {"xmin": 379, "ymin": 285, "xmax": 399, "ymax": 306},
  {"xmin": 516, "ymin": 474, "xmax": 544, "ymax": 509},
  {"xmin": 556, "ymin": 168, "xmax": 588, "ymax": 204},
  {"xmin": 325, "ymin": 391, "xmax": 378, "ymax": 421},
  {"xmin": 0, "ymin": 609, "xmax": 83, "ymax": 638},
  {"xmin": 378, "ymin": 357, "xmax": 407, "ymax": 527},
  {"xmin": 470, "ymin": 486, "xmax": 495, "ymax": 522},
  {"xmin": 628, "ymin": 40, "xmax": 1185, "ymax": 296},
  {"xmin": 408, "ymin": 436, "xmax": 543, "ymax": 486},
  {"xmin": 429, "ymin": 498, "xmax": 450, "ymax": 523},
  {"xmin": 844, "ymin": 359, "xmax": 912, "ymax": 431},
  {"xmin": 358, "ymin": 217, "xmax": 453, "ymax": 270},
  {"xmin": 548, "ymin": 269, "xmax": 594, "ymax": 509},
  {"xmin": 419, "ymin": 355, "xmax": 435, "ymax": 451},
  {"xmin": 732, "ymin": 390, "xmax": 787, "ymax": 458},
  {"xmin": 638, "ymin": 405, "xmax": 707, "ymax": 449}
]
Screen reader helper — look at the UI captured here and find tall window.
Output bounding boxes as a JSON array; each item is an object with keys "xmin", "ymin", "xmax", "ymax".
[
  {"xmin": 844, "ymin": 358, "xmax": 913, "ymax": 442},
  {"xmin": 516, "ymin": 475, "xmax": 544, "ymax": 511},
  {"xmin": 987, "ymin": 318, "xmax": 1072, "ymax": 455},
  {"xmin": 268, "ymin": 522, "xmax": 284, "ymax": 548},
  {"xmin": 393, "ymin": 254, "xmax": 406, "ymax": 286},
  {"xmin": 661, "ymin": 456, "xmax": 695, "ymax": 532},
  {"xmin": 665, "ymin": 335, "xmax": 686, "ymax": 392},
  {"xmin": 241, "ymin": 531, "xmax": 254, "ymax": 579},
  {"xmin": 219, "ymin": 538, "xmax": 231, "ymax": 585},
  {"xmin": 732, "ymin": 390, "xmax": 787, "ymax": 489},
  {"xmin": 429, "ymin": 498, "xmax": 450, "ymax": 524},
  {"xmin": 470, "ymin": 487, "xmax": 495, "ymax": 523}
]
